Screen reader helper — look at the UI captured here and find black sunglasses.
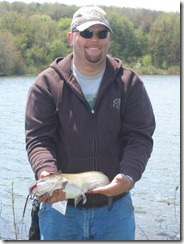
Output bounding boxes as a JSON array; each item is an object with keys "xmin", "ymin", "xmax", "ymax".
[{"xmin": 76, "ymin": 29, "xmax": 109, "ymax": 39}]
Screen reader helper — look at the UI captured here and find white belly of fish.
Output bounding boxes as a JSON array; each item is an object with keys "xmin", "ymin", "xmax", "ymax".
[
  {"xmin": 64, "ymin": 182, "xmax": 87, "ymax": 206},
  {"xmin": 64, "ymin": 182, "xmax": 83, "ymax": 198}
]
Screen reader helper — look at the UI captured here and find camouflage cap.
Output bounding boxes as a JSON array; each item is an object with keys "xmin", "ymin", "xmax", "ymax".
[{"xmin": 70, "ymin": 7, "xmax": 112, "ymax": 32}]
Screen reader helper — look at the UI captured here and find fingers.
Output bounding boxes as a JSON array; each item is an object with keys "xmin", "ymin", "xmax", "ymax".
[
  {"xmin": 47, "ymin": 189, "xmax": 66, "ymax": 204},
  {"xmin": 38, "ymin": 189, "xmax": 66, "ymax": 204},
  {"xmin": 39, "ymin": 171, "xmax": 51, "ymax": 179},
  {"xmin": 88, "ymin": 184, "xmax": 111, "ymax": 195},
  {"xmin": 38, "ymin": 192, "xmax": 50, "ymax": 202}
]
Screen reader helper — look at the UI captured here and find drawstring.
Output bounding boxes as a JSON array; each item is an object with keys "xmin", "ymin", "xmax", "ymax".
[
  {"xmin": 49, "ymin": 65, "xmax": 65, "ymax": 114},
  {"xmin": 55, "ymin": 87, "xmax": 60, "ymax": 114}
]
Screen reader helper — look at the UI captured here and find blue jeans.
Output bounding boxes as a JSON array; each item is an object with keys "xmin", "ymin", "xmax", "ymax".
[{"xmin": 38, "ymin": 193, "xmax": 135, "ymax": 240}]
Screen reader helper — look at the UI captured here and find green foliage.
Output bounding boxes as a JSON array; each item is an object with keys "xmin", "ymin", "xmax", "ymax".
[
  {"xmin": 148, "ymin": 13, "xmax": 180, "ymax": 68},
  {"xmin": 0, "ymin": 31, "xmax": 24, "ymax": 75},
  {"xmin": 49, "ymin": 39, "xmax": 71, "ymax": 61},
  {"xmin": 0, "ymin": 1, "xmax": 180, "ymax": 75},
  {"xmin": 142, "ymin": 54, "xmax": 152, "ymax": 67},
  {"xmin": 108, "ymin": 13, "xmax": 138, "ymax": 61}
]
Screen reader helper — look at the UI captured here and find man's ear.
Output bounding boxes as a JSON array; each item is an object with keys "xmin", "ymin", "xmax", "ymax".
[{"xmin": 67, "ymin": 32, "xmax": 74, "ymax": 47}]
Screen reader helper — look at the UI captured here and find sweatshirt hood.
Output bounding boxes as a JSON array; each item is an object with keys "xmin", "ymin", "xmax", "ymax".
[
  {"xmin": 49, "ymin": 54, "xmax": 73, "ymax": 82},
  {"xmin": 49, "ymin": 53, "xmax": 123, "ymax": 83}
]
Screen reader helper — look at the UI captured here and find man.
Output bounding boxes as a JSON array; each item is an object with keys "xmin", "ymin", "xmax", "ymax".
[{"xmin": 25, "ymin": 6, "xmax": 155, "ymax": 240}]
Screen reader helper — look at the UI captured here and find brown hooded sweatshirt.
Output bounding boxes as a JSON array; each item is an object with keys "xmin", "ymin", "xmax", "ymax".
[{"xmin": 25, "ymin": 53, "xmax": 155, "ymax": 207}]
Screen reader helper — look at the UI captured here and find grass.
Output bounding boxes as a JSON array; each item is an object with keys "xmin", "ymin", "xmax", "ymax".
[
  {"xmin": 10, "ymin": 181, "xmax": 18, "ymax": 240},
  {"xmin": 0, "ymin": 181, "xmax": 29, "ymax": 240}
]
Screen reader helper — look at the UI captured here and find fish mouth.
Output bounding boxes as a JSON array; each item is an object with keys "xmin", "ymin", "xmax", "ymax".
[{"xmin": 29, "ymin": 183, "xmax": 37, "ymax": 194}]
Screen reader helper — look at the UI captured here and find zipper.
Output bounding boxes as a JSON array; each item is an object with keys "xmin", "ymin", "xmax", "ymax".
[
  {"xmin": 91, "ymin": 108, "xmax": 98, "ymax": 203},
  {"xmin": 66, "ymin": 77, "xmax": 98, "ymax": 170},
  {"xmin": 91, "ymin": 109, "xmax": 97, "ymax": 171}
]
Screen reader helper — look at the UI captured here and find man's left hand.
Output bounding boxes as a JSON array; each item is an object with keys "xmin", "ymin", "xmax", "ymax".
[{"xmin": 88, "ymin": 174, "xmax": 131, "ymax": 197}]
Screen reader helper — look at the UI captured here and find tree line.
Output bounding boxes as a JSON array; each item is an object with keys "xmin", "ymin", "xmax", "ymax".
[{"xmin": 0, "ymin": 1, "xmax": 180, "ymax": 76}]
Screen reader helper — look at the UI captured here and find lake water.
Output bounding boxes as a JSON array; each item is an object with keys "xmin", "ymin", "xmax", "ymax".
[{"xmin": 0, "ymin": 75, "xmax": 180, "ymax": 240}]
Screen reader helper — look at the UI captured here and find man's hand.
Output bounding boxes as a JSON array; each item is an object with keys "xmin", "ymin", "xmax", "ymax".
[
  {"xmin": 88, "ymin": 174, "xmax": 131, "ymax": 197},
  {"xmin": 38, "ymin": 171, "xmax": 66, "ymax": 204}
]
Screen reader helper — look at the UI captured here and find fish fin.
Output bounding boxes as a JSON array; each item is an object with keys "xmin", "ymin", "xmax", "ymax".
[
  {"xmin": 74, "ymin": 192, "xmax": 87, "ymax": 207},
  {"xmin": 81, "ymin": 192, "xmax": 87, "ymax": 205},
  {"xmin": 62, "ymin": 179, "xmax": 68, "ymax": 190},
  {"xmin": 74, "ymin": 195, "xmax": 82, "ymax": 207}
]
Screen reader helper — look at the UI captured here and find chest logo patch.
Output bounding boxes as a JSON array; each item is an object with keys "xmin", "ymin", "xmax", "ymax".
[{"xmin": 113, "ymin": 98, "xmax": 121, "ymax": 111}]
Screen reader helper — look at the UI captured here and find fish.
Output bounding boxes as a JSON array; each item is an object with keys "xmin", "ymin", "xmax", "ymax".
[
  {"xmin": 29, "ymin": 171, "xmax": 110, "ymax": 207},
  {"xmin": 21, "ymin": 171, "xmax": 111, "ymax": 220}
]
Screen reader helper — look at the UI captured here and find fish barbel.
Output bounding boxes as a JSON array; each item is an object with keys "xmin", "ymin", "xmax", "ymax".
[{"xmin": 29, "ymin": 171, "xmax": 110, "ymax": 206}]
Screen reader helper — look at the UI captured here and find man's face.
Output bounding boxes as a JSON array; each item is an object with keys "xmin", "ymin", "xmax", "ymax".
[{"xmin": 68, "ymin": 24, "xmax": 110, "ymax": 64}]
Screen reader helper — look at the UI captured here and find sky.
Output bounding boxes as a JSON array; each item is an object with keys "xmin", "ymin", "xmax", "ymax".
[{"xmin": 0, "ymin": 0, "xmax": 181, "ymax": 12}]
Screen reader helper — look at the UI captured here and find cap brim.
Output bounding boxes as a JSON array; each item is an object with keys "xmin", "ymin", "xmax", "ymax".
[{"xmin": 76, "ymin": 21, "xmax": 112, "ymax": 32}]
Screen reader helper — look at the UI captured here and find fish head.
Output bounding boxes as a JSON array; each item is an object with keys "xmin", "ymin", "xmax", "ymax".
[{"xmin": 29, "ymin": 177, "xmax": 68, "ymax": 197}]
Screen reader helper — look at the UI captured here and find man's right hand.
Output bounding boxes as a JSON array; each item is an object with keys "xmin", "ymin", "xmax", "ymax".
[{"xmin": 38, "ymin": 171, "xmax": 66, "ymax": 204}]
